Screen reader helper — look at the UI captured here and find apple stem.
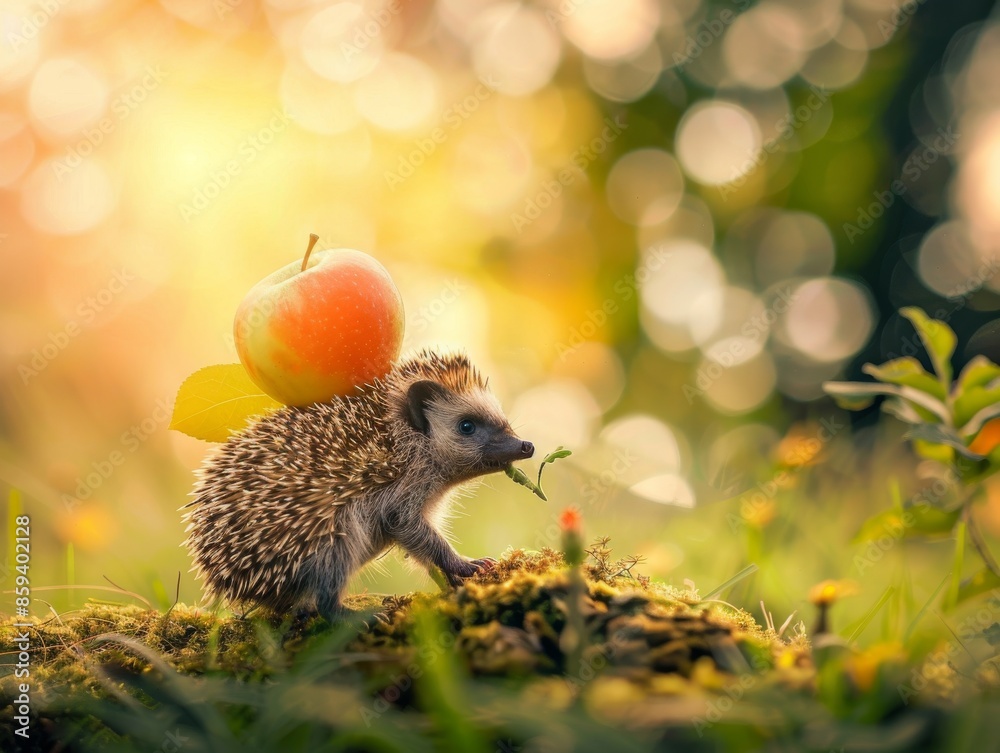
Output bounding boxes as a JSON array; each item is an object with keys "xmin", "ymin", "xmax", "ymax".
[{"xmin": 301, "ymin": 233, "xmax": 320, "ymax": 272}]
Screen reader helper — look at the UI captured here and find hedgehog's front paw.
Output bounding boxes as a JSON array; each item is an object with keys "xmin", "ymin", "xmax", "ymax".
[
  {"xmin": 469, "ymin": 557, "xmax": 497, "ymax": 572},
  {"xmin": 444, "ymin": 559, "xmax": 477, "ymax": 587},
  {"xmin": 444, "ymin": 557, "xmax": 493, "ymax": 587}
]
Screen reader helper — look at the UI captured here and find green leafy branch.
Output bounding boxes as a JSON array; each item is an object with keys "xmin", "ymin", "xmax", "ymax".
[{"xmin": 823, "ymin": 307, "xmax": 1000, "ymax": 606}]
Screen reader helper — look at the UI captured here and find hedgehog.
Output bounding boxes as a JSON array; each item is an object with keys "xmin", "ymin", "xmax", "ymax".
[{"xmin": 182, "ymin": 349, "xmax": 534, "ymax": 620}]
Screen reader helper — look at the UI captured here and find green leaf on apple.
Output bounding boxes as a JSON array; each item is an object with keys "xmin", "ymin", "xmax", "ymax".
[{"xmin": 170, "ymin": 363, "xmax": 283, "ymax": 443}]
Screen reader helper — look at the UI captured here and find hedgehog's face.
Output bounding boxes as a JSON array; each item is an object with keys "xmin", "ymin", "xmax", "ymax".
[{"xmin": 406, "ymin": 380, "xmax": 534, "ymax": 480}]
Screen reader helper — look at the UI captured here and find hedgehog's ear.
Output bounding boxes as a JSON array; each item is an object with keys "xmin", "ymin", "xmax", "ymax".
[{"xmin": 406, "ymin": 380, "xmax": 449, "ymax": 434}]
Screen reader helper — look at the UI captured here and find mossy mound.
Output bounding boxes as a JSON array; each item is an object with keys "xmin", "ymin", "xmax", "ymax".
[
  {"xmin": 1, "ymin": 547, "xmax": 812, "ymax": 742},
  {"xmin": 352, "ymin": 546, "xmax": 810, "ymax": 684},
  {"xmin": 5, "ymin": 546, "xmax": 992, "ymax": 751},
  {"xmin": 0, "ymin": 542, "xmax": 836, "ymax": 750}
]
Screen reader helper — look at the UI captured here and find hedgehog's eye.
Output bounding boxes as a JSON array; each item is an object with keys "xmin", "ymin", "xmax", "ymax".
[{"xmin": 458, "ymin": 419, "xmax": 477, "ymax": 435}]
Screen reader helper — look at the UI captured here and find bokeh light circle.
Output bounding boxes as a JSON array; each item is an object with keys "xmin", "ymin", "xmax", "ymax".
[
  {"xmin": 451, "ymin": 133, "xmax": 532, "ymax": 214},
  {"xmin": 355, "ymin": 53, "xmax": 438, "ymax": 132},
  {"xmin": 0, "ymin": 113, "xmax": 35, "ymax": 187},
  {"xmin": 551, "ymin": 342, "xmax": 626, "ymax": 412},
  {"xmin": 699, "ymin": 351, "xmax": 777, "ymax": 415},
  {"xmin": 723, "ymin": 6, "xmax": 808, "ymax": 90},
  {"xmin": 29, "ymin": 58, "xmax": 109, "ymax": 137},
  {"xmin": 471, "ymin": 3, "xmax": 561, "ymax": 97},
  {"xmin": 512, "ymin": 379, "xmax": 601, "ymax": 451},
  {"xmin": 602, "ymin": 414, "xmax": 683, "ymax": 473},
  {"xmin": 279, "ymin": 63, "xmax": 361, "ymax": 135},
  {"xmin": 640, "ymin": 241, "xmax": 725, "ymax": 326},
  {"xmin": 301, "ymin": 3, "xmax": 384, "ymax": 83},
  {"xmin": 640, "ymin": 241, "xmax": 728, "ymax": 354},
  {"xmin": 583, "ymin": 43, "xmax": 662, "ymax": 103},
  {"xmin": 676, "ymin": 101, "xmax": 761, "ymax": 186},
  {"xmin": 956, "ymin": 112, "xmax": 1000, "ymax": 242},
  {"xmin": 693, "ymin": 286, "xmax": 768, "ymax": 362},
  {"xmin": 755, "ymin": 211, "xmax": 836, "ymax": 286},
  {"xmin": 801, "ymin": 28, "xmax": 870, "ymax": 89},
  {"xmin": 605, "ymin": 149, "xmax": 684, "ymax": 226},
  {"xmin": 629, "ymin": 474, "xmax": 696, "ymax": 507},
  {"xmin": 21, "ymin": 158, "xmax": 116, "ymax": 235},
  {"xmin": 638, "ymin": 196, "xmax": 716, "ymax": 251},
  {"xmin": 0, "ymin": 3, "xmax": 41, "ymax": 93},
  {"xmin": 917, "ymin": 220, "xmax": 993, "ymax": 298},
  {"xmin": 562, "ymin": 0, "xmax": 659, "ymax": 62},
  {"xmin": 779, "ymin": 278, "xmax": 876, "ymax": 363}
]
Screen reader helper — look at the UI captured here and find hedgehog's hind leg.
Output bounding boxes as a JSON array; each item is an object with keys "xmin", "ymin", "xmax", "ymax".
[
  {"xmin": 315, "ymin": 590, "xmax": 348, "ymax": 623},
  {"xmin": 290, "ymin": 597, "xmax": 320, "ymax": 622},
  {"xmin": 306, "ymin": 545, "xmax": 354, "ymax": 624}
]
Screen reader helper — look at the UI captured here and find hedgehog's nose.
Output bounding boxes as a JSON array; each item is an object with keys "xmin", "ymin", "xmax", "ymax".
[{"xmin": 520, "ymin": 441, "xmax": 534, "ymax": 458}]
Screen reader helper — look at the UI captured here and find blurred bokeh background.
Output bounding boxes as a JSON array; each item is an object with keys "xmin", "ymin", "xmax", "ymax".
[{"xmin": 3, "ymin": 0, "xmax": 1000, "ymax": 631}]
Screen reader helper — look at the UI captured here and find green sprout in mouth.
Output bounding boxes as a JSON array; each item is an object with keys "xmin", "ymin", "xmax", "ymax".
[{"xmin": 505, "ymin": 446, "xmax": 573, "ymax": 501}]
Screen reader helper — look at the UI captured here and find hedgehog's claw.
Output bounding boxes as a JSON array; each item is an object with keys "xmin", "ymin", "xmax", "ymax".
[{"xmin": 445, "ymin": 556, "xmax": 497, "ymax": 587}]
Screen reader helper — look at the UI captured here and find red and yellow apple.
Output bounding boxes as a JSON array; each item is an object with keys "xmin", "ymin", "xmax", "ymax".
[{"xmin": 234, "ymin": 235, "xmax": 405, "ymax": 406}]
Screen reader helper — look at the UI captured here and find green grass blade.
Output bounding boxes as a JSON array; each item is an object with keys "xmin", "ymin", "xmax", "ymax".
[
  {"xmin": 704, "ymin": 563, "xmax": 758, "ymax": 600},
  {"xmin": 846, "ymin": 586, "xmax": 896, "ymax": 643},
  {"xmin": 889, "ymin": 476, "xmax": 902, "ymax": 509},
  {"xmin": 905, "ymin": 573, "xmax": 950, "ymax": 642},
  {"xmin": 7, "ymin": 488, "xmax": 22, "ymax": 565},
  {"xmin": 946, "ymin": 520, "xmax": 966, "ymax": 610}
]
